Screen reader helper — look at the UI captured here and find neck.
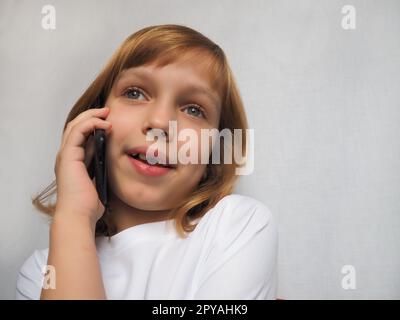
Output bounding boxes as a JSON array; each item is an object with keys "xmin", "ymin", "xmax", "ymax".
[{"xmin": 107, "ymin": 191, "xmax": 174, "ymax": 235}]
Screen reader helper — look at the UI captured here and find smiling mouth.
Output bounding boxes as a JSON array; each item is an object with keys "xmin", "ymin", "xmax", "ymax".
[{"xmin": 128, "ymin": 153, "xmax": 175, "ymax": 169}]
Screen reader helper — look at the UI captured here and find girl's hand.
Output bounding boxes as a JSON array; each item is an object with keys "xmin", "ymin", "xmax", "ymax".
[{"xmin": 53, "ymin": 106, "xmax": 112, "ymax": 226}]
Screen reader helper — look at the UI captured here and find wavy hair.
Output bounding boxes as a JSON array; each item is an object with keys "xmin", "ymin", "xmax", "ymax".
[{"xmin": 31, "ymin": 24, "xmax": 249, "ymax": 239}]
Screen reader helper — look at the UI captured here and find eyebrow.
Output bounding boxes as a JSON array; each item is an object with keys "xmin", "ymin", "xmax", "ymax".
[
  {"xmin": 180, "ymin": 85, "xmax": 220, "ymax": 109},
  {"xmin": 116, "ymin": 69, "xmax": 220, "ymax": 109}
]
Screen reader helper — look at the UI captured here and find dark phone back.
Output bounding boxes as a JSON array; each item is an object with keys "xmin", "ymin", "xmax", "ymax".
[{"xmin": 87, "ymin": 96, "xmax": 108, "ymax": 208}]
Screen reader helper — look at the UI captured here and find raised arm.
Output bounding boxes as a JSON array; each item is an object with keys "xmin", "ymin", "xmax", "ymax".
[{"xmin": 41, "ymin": 105, "xmax": 112, "ymax": 299}]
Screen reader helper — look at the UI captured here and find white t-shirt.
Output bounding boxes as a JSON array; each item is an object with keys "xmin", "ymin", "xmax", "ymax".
[{"xmin": 16, "ymin": 194, "xmax": 278, "ymax": 300}]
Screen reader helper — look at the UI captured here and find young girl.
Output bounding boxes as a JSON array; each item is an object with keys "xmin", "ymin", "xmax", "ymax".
[{"xmin": 16, "ymin": 24, "xmax": 278, "ymax": 300}]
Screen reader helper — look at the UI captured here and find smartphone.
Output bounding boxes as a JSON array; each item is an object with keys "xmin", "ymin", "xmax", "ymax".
[{"xmin": 87, "ymin": 96, "xmax": 108, "ymax": 209}]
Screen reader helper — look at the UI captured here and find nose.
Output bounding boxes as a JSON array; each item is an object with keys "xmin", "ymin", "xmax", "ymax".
[{"xmin": 141, "ymin": 99, "xmax": 176, "ymax": 142}]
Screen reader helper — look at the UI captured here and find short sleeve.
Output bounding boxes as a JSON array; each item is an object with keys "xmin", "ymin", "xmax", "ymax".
[
  {"xmin": 191, "ymin": 195, "xmax": 279, "ymax": 300},
  {"xmin": 16, "ymin": 249, "xmax": 47, "ymax": 300}
]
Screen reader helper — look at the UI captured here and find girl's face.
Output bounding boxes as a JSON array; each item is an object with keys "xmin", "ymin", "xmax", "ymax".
[{"xmin": 104, "ymin": 53, "xmax": 221, "ymax": 211}]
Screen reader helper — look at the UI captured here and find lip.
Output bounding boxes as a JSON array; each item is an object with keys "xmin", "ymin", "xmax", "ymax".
[
  {"xmin": 125, "ymin": 145, "xmax": 177, "ymax": 168},
  {"xmin": 125, "ymin": 145, "xmax": 176, "ymax": 177},
  {"xmin": 127, "ymin": 155, "xmax": 173, "ymax": 177}
]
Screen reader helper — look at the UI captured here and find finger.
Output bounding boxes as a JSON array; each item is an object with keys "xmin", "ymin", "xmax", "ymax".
[
  {"xmin": 62, "ymin": 118, "xmax": 112, "ymax": 162},
  {"xmin": 61, "ymin": 107, "xmax": 109, "ymax": 150},
  {"xmin": 83, "ymin": 134, "xmax": 95, "ymax": 168},
  {"xmin": 61, "ymin": 107, "xmax": 110, "ymax": 150}
]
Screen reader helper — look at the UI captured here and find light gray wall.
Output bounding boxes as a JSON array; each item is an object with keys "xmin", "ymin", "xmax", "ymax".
[{"xmin": 1, "ymin": 0, "xmax": 399, "ymax": 299}]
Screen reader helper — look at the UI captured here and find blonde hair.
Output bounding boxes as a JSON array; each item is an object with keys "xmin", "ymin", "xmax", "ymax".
[{"xmin": 32, "ymin": 24, "xmax": 249, "ymax": 239}]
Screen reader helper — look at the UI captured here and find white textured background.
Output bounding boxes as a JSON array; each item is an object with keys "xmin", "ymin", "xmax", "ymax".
[{"xmin": 0, "ymin": 0, "xmax": 399, "ymax": 299}]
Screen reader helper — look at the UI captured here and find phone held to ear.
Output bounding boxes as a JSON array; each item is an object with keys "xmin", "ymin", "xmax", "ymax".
[{"xmin": 86, "ymin": 96, "xmax": 108, "ymax": 210}]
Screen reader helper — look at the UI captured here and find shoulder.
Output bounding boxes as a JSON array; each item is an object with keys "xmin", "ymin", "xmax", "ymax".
[
  {"xmin": 16, "ymin": 248, "xmax": 49, "ymax": 300},
  {"xmin": 190, "ymin": 194, "xmax": 279, "ymax": 299},
  {"xmin": 208, "ymin": 193, "xmax": 277, "ymax": 240},
  {"xmin": 194, "ymin": 193, "xmax": 278, "ymax": 250}
]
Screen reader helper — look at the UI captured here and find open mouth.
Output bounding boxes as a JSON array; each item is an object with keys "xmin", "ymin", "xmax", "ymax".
[{"xmin": 128, "ymin": 153, "xmax": 175, "ymax": 169}]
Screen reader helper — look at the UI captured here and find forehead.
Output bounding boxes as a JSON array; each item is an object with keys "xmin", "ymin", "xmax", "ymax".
[{"xmin": 122, "ymin": 50, "xmax": 214, "ymax": 79}]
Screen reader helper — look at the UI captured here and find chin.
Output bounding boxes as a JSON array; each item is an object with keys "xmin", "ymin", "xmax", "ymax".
[{"xmin": 122, "ymin": 186, "xmax": 173, "ymax": 210}]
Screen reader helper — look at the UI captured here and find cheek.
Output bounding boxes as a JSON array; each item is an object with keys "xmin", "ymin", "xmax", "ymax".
[
  {"xmin": 108, "ymin": 112, "xmax": 144, "ymax": 137},
  {"xmin": 178, "ymin": 163, "xmax": 206, "ymax": 186},
  {"xmin": 176, "ymin": 125, "xmax": 216, "ymax": 164},
  {"xmin": 104, "ymin": 112, "xmax": 145, "ymax": 160}
]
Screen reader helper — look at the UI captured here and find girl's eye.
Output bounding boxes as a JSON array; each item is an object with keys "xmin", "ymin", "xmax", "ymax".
[
  {"xmin": 122, "ymin": 87, "xmax": 146, "ymax": 100},
  {"xmin": 183, "ymin": 105, "xmax": 206, "ymax": 119},
  {"xmin": 122, "ymin": 87, "xmax": 206, "ymax": 119}
]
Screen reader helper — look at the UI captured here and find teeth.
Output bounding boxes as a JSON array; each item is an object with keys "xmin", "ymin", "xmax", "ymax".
[
  {"xmin": 131, "ymin": 153, "xmax": 158, "ymax": 164},
  {"xmin": 129, "ymin": 153, "xmax": 150, "ymax": 162},
  {"xmin": 130, "ymin": 152, "xmax": 172, "ymax": 168}
]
